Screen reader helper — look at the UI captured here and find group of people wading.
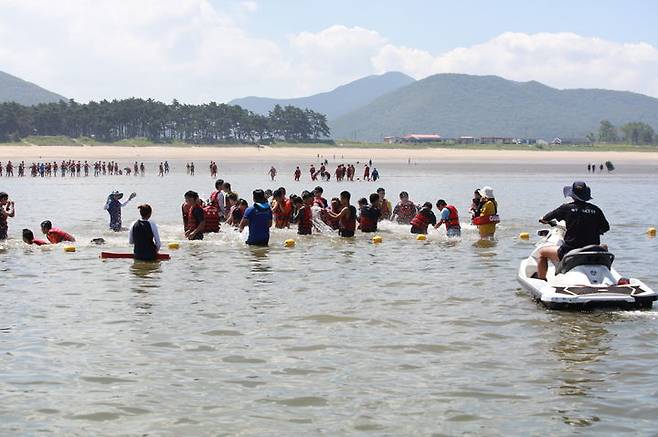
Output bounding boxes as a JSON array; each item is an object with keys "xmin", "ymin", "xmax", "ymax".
[
  {"xmin": 0, "ymin": 173, "xmax": 499, "ymax": 262},
  {"xmin": 177, "ymin": 179, "xmax": 500, "ymax": 248}
]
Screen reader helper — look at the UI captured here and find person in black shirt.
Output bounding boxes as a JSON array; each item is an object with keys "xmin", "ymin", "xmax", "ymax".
[
  {"xmin": 129, "ymin": 204, "xmax": 161, "ymax": 261},
  {"xmin": 536, "ymin": 181, "xmax": 610, "ymax": 280}
]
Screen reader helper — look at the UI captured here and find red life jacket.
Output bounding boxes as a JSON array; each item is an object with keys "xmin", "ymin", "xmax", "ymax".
[
  {"xmin": 471, "ymin": 200, "xmax": 499, "ymax": 225},
  {"xmin": 472, "ymin": 214, "xmax": 500, "ymax": 225},
  {"xmin": 444, "ymin": 205, "xmax": 460, "ymax": 229},
  {"xmin": 410, "ymin": 210, "xmax": 431, "ymax": 229},
  {"xmin": 47, "ymin": 228, "xmax": 74, "ymax": 244},
  {"xmin": 273, "ymin": 198, "xmax": 292, "ymax": 228},
  {"xmin": 298, "ymin": 207, "xmax": 313, "ymax": 234},
  {"xmin": 209, "ymin": 191, "xmax": 219, "ymax": 207},
  {"xmin": 202, "ymin": 205, "xmax": 220, "ymax": 232},
  {"xmin": 183, "ymin": 202, "xmax": 219, "ymax": 233},
  {"xmin": 359, "ymin": 207, "xmax": 378, "ymax": 232}
]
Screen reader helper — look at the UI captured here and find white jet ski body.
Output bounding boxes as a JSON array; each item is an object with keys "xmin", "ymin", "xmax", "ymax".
[{"xmin": 518, "ymin": 221, "xmax": 656, "ymax": 310}]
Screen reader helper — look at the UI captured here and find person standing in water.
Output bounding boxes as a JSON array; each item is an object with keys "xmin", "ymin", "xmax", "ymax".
[
  {"xmin": 268, "ymin": 166, "xmax": 277, "ymax": 181},
  {"xmin": 129, "ymin": 204, "xmax": 162, "ymax": 261},
  {"xmin": 434, "ymin": 199, "xmax": 461, "ymax": 237},
  {"xmin": 104, "ymin": 190, "xmax": 137, "ymax": 232},
  {"xmin": 183, "ymin": 191, "xmax": 205, "ymax": 240},
  {"xmin": 324, "ymin": 191, "xmax": 357, "ymax": 237},
  {"xmin": 0, "ymin": 192, "xmax": 15, "ymax": 240},
  {"xmin": 376, "ymin": 187, "xmax": 392, "ymax": 221},
  {"xmin": 410, "ymin": 202, "xmax": 436, "ymax": 235},
  {"xmin": 239, "ymin": 189, "xmax": 272, "ymax": 246},
  {"xmin": 474, "ymin": 186, "xmax": 498, "ymax": 239}
]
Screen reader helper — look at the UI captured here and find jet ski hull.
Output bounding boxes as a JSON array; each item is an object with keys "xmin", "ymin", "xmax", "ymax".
[{"xmin": 518, "ymin": 259, "xmax": 657, "ymax": 310}]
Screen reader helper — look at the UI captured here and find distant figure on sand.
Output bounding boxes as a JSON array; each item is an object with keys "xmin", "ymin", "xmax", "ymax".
[{"xmin": 269, "ymin": 166, "xmax": 277, "ymax": 181}]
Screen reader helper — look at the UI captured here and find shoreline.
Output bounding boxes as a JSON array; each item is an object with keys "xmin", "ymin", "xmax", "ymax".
[{"xmin": 1, "ymin": 144, "xmax": 658, "ymax": 164}]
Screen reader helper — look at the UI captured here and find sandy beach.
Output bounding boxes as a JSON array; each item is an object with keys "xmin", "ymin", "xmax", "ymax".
[{"xmin": 1, "ymin": 144, "xmax": 658, "ymax": 164}]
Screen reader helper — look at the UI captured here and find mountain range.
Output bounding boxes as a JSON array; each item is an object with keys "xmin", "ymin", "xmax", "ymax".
[
  {"xmin": 331, "ymin": 74, "xmax": 658, "ymax": 141},
  {"xmin": 230, "ymin": 71, "xmax": 415, "ymax": 120},
  {"xmin": 0, "ymin": 70, "xmax": 66, "ymax": 105},
  {"xmin": 233, "ymin": 72, "xmax": 658, "ymax": 142}
]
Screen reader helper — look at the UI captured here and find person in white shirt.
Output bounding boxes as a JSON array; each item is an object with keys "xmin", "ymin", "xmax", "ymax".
[{"xmin": 129, "ymin": 204, "xmax": 161, "ymax": 261}]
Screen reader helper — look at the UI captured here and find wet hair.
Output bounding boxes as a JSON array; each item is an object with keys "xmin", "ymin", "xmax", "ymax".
[
  {"xmin": 22, "ymin": 228, "xmax": 34, "ymax": 241},
  {"xmin": 138, "ymin": 204, "xmax": 152, "ymax": 219},
  {"xmin": 239, "ymin": 199, "xmax": 249, "ymax": 207},
  {"xmin": 185, "ymin": 190, "xmax": 199, "ymax": 200},
  {"xmin": 293, "ymin": 196, "xmax": 303, "ymax": 206},
  {"xmin": 253, "ymin": 189, "xmax": 266, "ymax": 203},
  {"xmin": 278, "ymin": 187, "xmax": 286, "ymax": 196},
  {"xmin": 369, "ymin": 193, "xmax": 380, "ymax": 204},
  {"xmin": 222, "ymin": 182, "xmax": 232, "ymax": 191},
  {"xmin": 265, "ymin": 189, "xmax": 273, "ymax": 197},
  {"xmin": 340, "ymin": 190, "xmax": 351, "ymax": 200},
  {"xmin": 228, "ymin": 193, "xmax": 238, "ymax": 202},
  {"xmin": 358, "ymin": 197, "xmax": 368, "ymax": 206},
  {"xmin": 423, "ymin": 202, "xmax": 433, "ymax": 209},
  {"xmin": 215, "ymin": 179, "xmax": 224, "ymax": 189},
  {"xmin": 40, "ymin": 220, "xmax": 52, "ymax": 230},
  {"xmin": 314, "ymin": 186, "xmax": 323, "ymax": 194},
  {"xmin": 377, "ymin": 187, "xmax": 385, "ymax": 194},
  {"xmin": 436, "ymin": 199, "xmax": 447, "ymax": 208},
  {"xmin": 272, "ymin": 188, "xmax": 283, "ymax": 199},
  {"xmin": 302, "ymin": 191, "xmax": 313, "ymax": 200},
  {"xmin": 0, "ymin": 192, "xmax": 7, "ymax": 200},
  {"xmin": 399, "ymin": 191, "xmax": 409, "ymax": 199}
]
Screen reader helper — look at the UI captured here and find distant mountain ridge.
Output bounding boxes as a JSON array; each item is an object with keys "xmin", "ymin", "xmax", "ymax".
[
  {"xmin": 330, "ymin": 74, "xmax": 658, "ymax": 141},
  {"xmin": 0, "ymin": 70, "xmax": 66, "ymax": 105},
  {"xmin": 230, "ymin": 71, "xmax": 415, "ymax": 120}
]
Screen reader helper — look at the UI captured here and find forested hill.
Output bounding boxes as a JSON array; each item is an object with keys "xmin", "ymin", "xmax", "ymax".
[
  {"xmin": 0, "ymin": 70, "xmax": 66, "ymax": 105},
  {"xmin": 330, "ymin": 73, "xmax": 658, "ymax": 141},
  {"xmin": 230, "ymin": 71, "xmax": 415, "ymax": 120}
]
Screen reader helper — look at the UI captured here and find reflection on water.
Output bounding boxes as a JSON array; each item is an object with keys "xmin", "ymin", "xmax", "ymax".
[
  {"xmin": 1, "ymin": 160, "xmax": 658, "ymax": 435},
  {"xmin": 549, "ymin": 313, "xmax": 612, "ymax": 427}
]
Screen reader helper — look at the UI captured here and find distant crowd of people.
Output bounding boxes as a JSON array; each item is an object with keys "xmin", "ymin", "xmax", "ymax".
[{"xmin": 0, "ymin": 160, "xmax": 171, "ymax": 177}]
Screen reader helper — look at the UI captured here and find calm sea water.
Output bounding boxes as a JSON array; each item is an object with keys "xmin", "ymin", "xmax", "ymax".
[{"xmin": 1, "ymin": 158, "xmax": 658, "ymax": 435}]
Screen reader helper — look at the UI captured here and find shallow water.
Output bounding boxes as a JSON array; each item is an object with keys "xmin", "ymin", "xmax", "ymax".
[{"xmin": 1, "ymin": 159, "xmax": 658, "ymax": 435}]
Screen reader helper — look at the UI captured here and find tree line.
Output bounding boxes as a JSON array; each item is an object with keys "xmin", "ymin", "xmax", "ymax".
[
  {"xmin": 0, "ymin": 99, "xmax": 331, "ymax": 143},
  {"xmin": 596, "ymin": 120, "xmax": 657, "ymax": 145}
]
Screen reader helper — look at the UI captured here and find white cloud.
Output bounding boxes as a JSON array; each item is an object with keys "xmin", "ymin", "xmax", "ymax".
[
  {"xmin": 239, "ymin": 1, "xmax": 258, "ymax": 13},
  {"xmin": 1, "ymin": 2, "xmax": 658, "ymax": 103},
  {"xmin": 372, "ymin": 32, "xmax": 658, "ymax": 97}
]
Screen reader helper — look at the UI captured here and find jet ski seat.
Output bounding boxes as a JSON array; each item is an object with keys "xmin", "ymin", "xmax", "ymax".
[{"xmin": 555, "ymin": 245, "xmax": 615, "ymax": 275}]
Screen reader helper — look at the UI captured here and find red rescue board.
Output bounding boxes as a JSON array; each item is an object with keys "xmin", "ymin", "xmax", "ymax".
[{"xmin": 100, "ymin": 252, "xmax": 171, "ymax": 261}]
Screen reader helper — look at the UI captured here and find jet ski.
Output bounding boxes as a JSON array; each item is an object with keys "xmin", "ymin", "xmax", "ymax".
[{"xmin": 518, "ymin": 220, "xmax": 657, "ymax": 310}]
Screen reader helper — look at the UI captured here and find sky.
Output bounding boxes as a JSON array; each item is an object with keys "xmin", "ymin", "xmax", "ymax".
[{"xmin": 1, "ymin": 0, "xmax": 658, "ymax": 103}]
